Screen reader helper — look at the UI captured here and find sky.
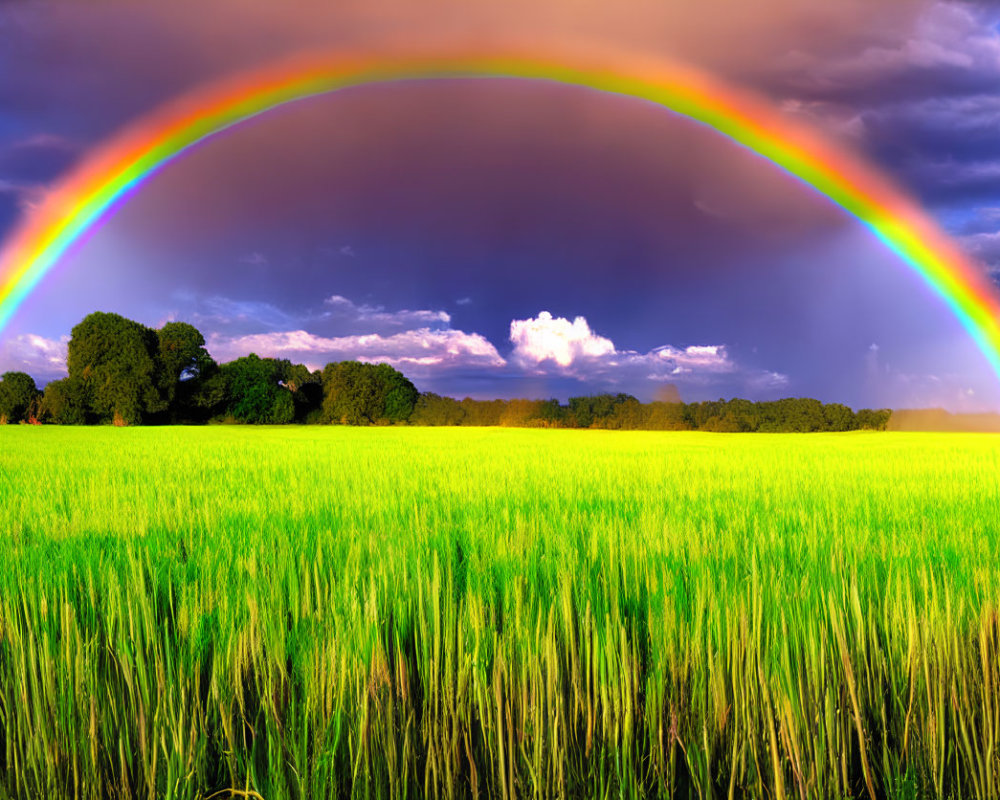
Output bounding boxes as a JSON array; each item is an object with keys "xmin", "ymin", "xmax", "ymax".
[{"xmin": 1, "ymin": 0, "xmax": 1000, "ymax": 409}]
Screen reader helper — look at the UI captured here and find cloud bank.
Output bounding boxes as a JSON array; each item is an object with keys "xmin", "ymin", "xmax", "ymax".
[{"xmin": 202, "ymin": 301, "xmax": 785, "ymax": 395}]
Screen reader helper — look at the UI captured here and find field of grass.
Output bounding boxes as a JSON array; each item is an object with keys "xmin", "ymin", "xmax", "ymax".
[{"xmin": 1, "ymin": 426, "xmax": 999, "ymax": 799}]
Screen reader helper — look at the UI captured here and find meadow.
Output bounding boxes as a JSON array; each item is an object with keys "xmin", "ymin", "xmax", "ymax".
[{"xmin": 0, "ymin": 426, "xmax": 998, "ymax": 799}]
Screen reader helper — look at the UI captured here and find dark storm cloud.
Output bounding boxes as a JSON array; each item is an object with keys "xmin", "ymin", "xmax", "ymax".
[
  {"xmin": 0, "ymin": 0, "xmax": 924, "ymax": 150},
  {"xmin": 766, "ymin": 2, "xmax": 1000, "ymax": 103},
  {"xmin": 760, "ymin": 3, "xmax": 1000, "ymax": 218},
  {"xmin": 838, "ymin": 90, "xmax": 1000, "ymax": 207},
  {"xmin": 868, "ymin": 92, "xmax": 1000, "ymax": 158},
  {"xmin": 749, "ymin": 1, "xmax": 1000, "ymax": 281}
]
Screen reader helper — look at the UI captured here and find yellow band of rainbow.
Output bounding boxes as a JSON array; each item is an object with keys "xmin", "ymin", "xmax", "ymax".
[{"xmin": 2, "ymin": 43, "xmax": 998, "ymax": 380}]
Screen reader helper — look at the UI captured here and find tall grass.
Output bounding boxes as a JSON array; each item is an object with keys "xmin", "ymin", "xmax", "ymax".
[{"xmin": 0, "ymin": 426, "xmax": 998, "ymax": 798}]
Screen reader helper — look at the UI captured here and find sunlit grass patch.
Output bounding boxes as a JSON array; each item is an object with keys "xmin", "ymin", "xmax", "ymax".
[{"xmin": 0, "ymin": 427, "xmax": 998, "ymax": 798}]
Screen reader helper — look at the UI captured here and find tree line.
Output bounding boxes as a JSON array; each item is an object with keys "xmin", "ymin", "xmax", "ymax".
[
  {"xmin": 0, "ymin": 311, "xmax": 892, "ymax": 431},
  {"xmin": 410, "ymin": 392, "xmax": 891, "ymax": 431}
]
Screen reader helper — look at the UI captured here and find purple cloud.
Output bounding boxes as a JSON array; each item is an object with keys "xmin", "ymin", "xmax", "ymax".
[{"xmin": 322, "ymin": 295, "xmax": 451, "ymax": 330}]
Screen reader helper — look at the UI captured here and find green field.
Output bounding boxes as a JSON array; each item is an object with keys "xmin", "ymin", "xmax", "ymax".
[{"xmin": 1, "ymin": 427, "xmax": 999, "ymax": 799}]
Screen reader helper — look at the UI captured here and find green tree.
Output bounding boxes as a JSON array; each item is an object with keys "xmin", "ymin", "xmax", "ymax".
[
  {"xmin": 760, "ymin": 398, "xmax": 827, "ymax": 432},
  {"xmin": 0, "ymin": 372, "xmax": 40, "ymax": 424},
  {"xmin": 702, "ymin": 412, "xmax": 744, "ymax": 432},
  {"xmin": 156, "ymin": 322, "xmax": 212, "ymax": 409},
  {"xmin": 322, "ymin": 361, "xmax": 379, "ymax": 425},
  {"xmin": 607, "ymin": 396, "xmax": 645, "ymax": 430},
  {"xmin": 823, "ymin": 403, "xmax": 858, "ymax": 432},
  {"xmin": 570, "ymin": 394, "xmax": 640, "ymax": 428},
  {"xmin": 67, "ymin": 312, "xmax": 165, "ymax": 425},
  {"xmin": 282, "ymin": 363, "xmax": 324, "ymax": 423},
  {"xmin": 799, "ymin": 398, "xmax": 829, "ymax": 432},
  {"xmin": 219, "ymin": 354, "xmax": 295, "ymax": 424},
  {"xmin": 568, "ymin": 396, "xmax": 595, "ymax": 428},
  {"xmin": 857, "ymin": 408, "xmax": 892, "ymax": 431},
  {"xmin": 687, "ymin": 400, "xmax": 725, "ymax": 430},
  {"xmin": 282, "ymin": 362, "xmax": 317, "ymax": 393},
  {"xmin": 321, "ymin": 361, "xmax": 417, "ymax": 425},
  {"xmin": 40, "ymin": 377, "xmax": 89, "ymax": 425},
  {"xmin": 724, "ymin": 399, "xmax": 760, "ymax": 432},
  {"xmin": 378, "ymin": 364, "xmax": 419, "ymax": 423},
  {"xmin": 644, "ymin": 401, "xmax": 690, "ymax": 431},
  {"xmin": 536, "ymin": 399, "xmax": 566, "ymax": 427},
  {"xmin": 166, "ymin": 358, "xmax": 226, "ymax": 424},
  {"xmin": 411, "ymin": 393, "xmax": 466, "ymax": 426},
  {"xmin": 459, "ymin": 398, "xmax": 506, "ymax": 426},
  {"xmin": 499, "ymin": 399, "xmax": 545, "ymax": 427}
]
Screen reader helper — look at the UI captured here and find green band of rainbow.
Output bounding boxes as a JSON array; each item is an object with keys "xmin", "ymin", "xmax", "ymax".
[{"xmin": 2, "ymin": 44, "xmax": 999, "ymax": 380}]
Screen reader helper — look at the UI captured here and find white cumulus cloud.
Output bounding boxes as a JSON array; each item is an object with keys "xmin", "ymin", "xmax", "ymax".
[
  {"xmin": 509, "ymin": 311, "xmax": 735, "ymax": 379},
  {"xmin": 509, "ymin": 311, "xmax": 614, "ymax": 368},
  {"xmin": 507, "ymin": 311, "xmax": 785, "ymax": 390},
  {"xmin": 207, "ymin": 327, "xmax": 506, "ymax": 377},
  {"xmin": 0, "ymin": 333, "xmax": 69, "ymax": 381}
]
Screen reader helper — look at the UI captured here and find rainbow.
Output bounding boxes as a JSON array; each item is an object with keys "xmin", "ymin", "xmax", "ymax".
[{"xmin": 2, "ymin": 42, "xmax": 999, "ymax": 379}]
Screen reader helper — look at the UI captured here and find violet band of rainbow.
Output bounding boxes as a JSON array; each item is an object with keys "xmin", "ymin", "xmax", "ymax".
[{"xmin": 1, "ymin": 45, "xmax": 998, "ymax": 380}]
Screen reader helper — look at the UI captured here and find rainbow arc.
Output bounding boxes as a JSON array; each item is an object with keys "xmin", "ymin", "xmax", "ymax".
[{"xmin": 1, "ymin": 43, "xmax": 998, "ymax": 379}]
